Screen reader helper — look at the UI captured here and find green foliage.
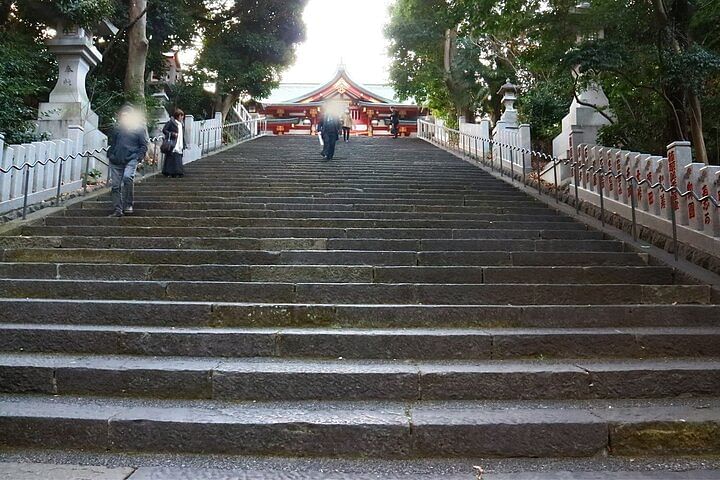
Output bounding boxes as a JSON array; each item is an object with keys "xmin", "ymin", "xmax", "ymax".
[
  {"xmin": 386, "ymin": 0, "xmax": 462, "ymax": 120},
  {"xmin": 81, "ymin": 167, "xmax": 103, "ymax": 185},
  {"xmin": 518, "ymin": 80, "xmax": 571, "ymax": 152},
  {"xmin": 14, "ymin": 0, "xmax": 114, "ymax": 28},
  {"xmin": 386, "ymin": 0, "xmax": 720, "ymax": 163},
  {"xmin": 199, "ymin": 0, "xmax": 307, "ymax": 106},
  {"xmin": 145, "ymin": 0, "xmax": 207, "ymax": 79},
  {"xmin": 166, "ymin": 76, "xmax": 216, "ymax": 120},
  {"xmin": 0, "ymin": 27, "xmax": 53, "ymax": 144}
]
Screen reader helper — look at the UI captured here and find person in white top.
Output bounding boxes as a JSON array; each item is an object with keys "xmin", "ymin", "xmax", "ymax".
[{"xmin": 161, "ymin": 109, "xmax": 186, "ymax": 178}]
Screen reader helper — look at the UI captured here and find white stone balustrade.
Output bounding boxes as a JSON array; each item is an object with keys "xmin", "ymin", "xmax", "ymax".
[
  {"xmin": 572, "ymin": 140, "xmax": 719, "ymax": 258},
  {"xmin": 0, "ymin": 127, "xmax": 85, "ymax": 214}
]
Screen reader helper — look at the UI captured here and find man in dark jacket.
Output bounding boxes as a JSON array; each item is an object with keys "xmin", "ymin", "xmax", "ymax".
[
  {"xmin": 319, "ymin": 113, "xmax": 341, "ymax": 160},
  {"xmin": 107, "ymin": 105, "xmax": 148, "ymax": 217},
  {"xmin": 390, "ymin": 107, "xmax": 400, "ymax": 139}
]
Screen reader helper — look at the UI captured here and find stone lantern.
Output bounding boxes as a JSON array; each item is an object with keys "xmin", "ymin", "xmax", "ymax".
[
  {"xmin": 497, "ymin": 79, "xmax": 519, "ymax": 125},
  {"xmin": 550, "ymin": 1, "xmax": 613, "ymax": 164},
  {"xmin": 37, "ymin": 21, "xmax": 116, "ymax": 150}
]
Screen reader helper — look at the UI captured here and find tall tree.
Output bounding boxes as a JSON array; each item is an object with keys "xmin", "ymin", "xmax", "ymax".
[
  {"xmin": 124, "ymin": 0, "xmax": 149, "ymax": 101},
  {"xmin": 199, "ymin": 0, "xmax": 307, "ymax": 122},
  {"xmin": 386, "ymin": 0, "xmax": 481, "ymax": 125}
]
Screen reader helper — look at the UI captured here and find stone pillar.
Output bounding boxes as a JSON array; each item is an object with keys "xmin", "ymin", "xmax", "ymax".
[
  {"xmin": 150, "ymin": 92, "xmax": 171, "ymax": 138},
  {"xmin": 667, "ymin": 141, "xmax": 693, "ymax": 225},
  {"xmin": 37, "ymin": 24, "xmax": 106, "ymax": 152}
]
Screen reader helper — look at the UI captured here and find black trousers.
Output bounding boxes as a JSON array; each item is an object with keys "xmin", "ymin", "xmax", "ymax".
[
  {"xmin": 322, "ymin": 134, "xmax": 338, "ymax": 159},
  {"xmin": 342, "ymin": 127, "xmax": 351, "ymax": 141}
]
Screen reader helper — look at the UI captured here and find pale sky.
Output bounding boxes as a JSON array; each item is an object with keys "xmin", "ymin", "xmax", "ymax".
[{"xmin": 280, "ymin": 0, "xmax": 395, "ymax": 84}]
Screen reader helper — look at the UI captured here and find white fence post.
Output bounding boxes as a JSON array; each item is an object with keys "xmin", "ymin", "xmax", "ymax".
[
  {"xmin": 0, "ymin": 133, "xmax": 9, "ymax": 203},
  {"xmin": 68, "ymin": 126, "xmax": 85, "ymax": 182}
]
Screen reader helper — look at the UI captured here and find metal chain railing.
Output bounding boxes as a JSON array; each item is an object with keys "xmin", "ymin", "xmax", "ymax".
[
  {"xmin": 199, "ymin": 117, "xmax": 267, "ymax": 157},
  {"xmin": 418, "ymin": 119, "xmax": 720, "ymax": 261},
  {"xmin": 2, "ymin": 117, "xmax": 269, "ymax": 221}
]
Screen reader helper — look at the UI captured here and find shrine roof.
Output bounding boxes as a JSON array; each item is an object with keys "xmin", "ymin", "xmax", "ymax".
[{"xmin": 260, "ymin": 66, "xmax": 416, "ymax": 106}]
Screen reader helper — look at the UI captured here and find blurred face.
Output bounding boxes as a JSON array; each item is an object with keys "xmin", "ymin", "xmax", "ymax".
[
  {"xmin": 118, "ymin": 111, "xmax": 131, "ymax": 127},
  {"xmin": 118, "ymin": 107, "xmax": 145, "ymax": 130}
]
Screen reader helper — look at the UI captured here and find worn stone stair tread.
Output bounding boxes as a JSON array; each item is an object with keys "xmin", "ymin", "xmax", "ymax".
[
  {"xmin": 0, "ymin": 263, "xmax": 673, "ymax": 285},
  {"xmin": 3, "ymin": 353, "xmax": 720, "ymax": 401},
  {"xmin": 76, "ymin": 201, "xmax": 557, "ymax": 212},
  {"xmin": 75, "ymin": 209, "xmax": 564, "ymax": 219},
  {"xmin": 20, "ymin": 226, "xmax": 606, "ymax": 241},
  {"xmin": 4, "ymin": 352, "xmax": 720, "ymax": 371},
  {"xmin": 3, "ymin": 457, "xmax": 720, "ymax": 480},
  {"xmin": 3, "ymin": 463, "xmax": 718, "ymax": 480},
  {"xmin": 2, "ymin": 299, "xmax": 719, "ymax": 329},
  {"xmin": 0, "ymin": 238, "xmax": 626, "ymax": 253},
  {"xmin": 0, "ymin": 278, "xmax": 709, "ymax": 304},
  {"xmin": 0, "ymin": 248, "xmax": 649, "ymax": 267},
  {"xmin": 2, "ymin": 394, "xmax": 719, "ymax": 457},
  {"xmin": 64, "ymin": 209, "xmax": 561, "ymax": 219},
  {"xmin": 2, "ymin": 324, "xmax": 719, "ymax": 359}
]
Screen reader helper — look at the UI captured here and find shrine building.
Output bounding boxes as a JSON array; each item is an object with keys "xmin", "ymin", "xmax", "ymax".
[{"xmin": 252, "ymin": 65, "xmax": 424, "ymax": 137}]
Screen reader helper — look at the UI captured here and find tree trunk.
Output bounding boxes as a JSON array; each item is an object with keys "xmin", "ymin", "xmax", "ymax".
[
  {"xmin": 219, "ymin": 93, "xmax": 240, "ymax": 124},
  {"xmin": 124, "ymin": 0, "xmax": 149, "ymax": 103},
  {"xmin": 444, "ymin": 28, "xmax": 475, "ymax": 124},
  {"xmin": 651, "ymin": 0, "xmax": 708, "ymax": 163},
  {"xmin": 689, "ymin": 92, "xmax": 710, "ymax": 164}
]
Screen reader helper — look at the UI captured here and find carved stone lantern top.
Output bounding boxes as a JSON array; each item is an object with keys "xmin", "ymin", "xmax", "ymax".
[{"xmin": 498, "ymin": 79, "xmax": 518, "ymax": 114}]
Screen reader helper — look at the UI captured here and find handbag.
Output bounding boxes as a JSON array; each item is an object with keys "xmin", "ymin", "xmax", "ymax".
[{"xmin": 160, "ymin": 137, "xmax": 176, "ymax": 154}]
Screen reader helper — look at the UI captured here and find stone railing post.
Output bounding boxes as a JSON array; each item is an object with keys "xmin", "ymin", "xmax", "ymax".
[
  {"xmin": 67, "ymin": 126, "xmax": 85, "ymax": 181},
  {"xmin": 183, "ymin": 115, "xmax": 199, "ymax": 163},
  {"xmin": 214, "ymin": 112, "xmax": 223, "ymax": 148},
  {"xmin": 667, "ymin": 141, "xmax": 692, "ymax": 225}
]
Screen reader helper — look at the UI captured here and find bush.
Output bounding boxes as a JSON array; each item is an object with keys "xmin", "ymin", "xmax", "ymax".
[{"xmin": 0, "ymin": 29, "xmax": 54, "ymax": 144}]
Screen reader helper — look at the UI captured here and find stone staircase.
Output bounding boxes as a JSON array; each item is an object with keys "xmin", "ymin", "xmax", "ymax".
[{"xmin": 1, "ymin": 136, "xmax": 720, "ymax": 470}]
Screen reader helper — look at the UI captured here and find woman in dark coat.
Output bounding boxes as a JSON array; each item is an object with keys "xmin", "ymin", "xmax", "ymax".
[{"xmin": 162, "ymin": 109, "xmax": 186, "ymax": 178}]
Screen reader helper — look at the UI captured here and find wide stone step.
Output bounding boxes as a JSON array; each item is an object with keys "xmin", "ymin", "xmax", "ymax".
[
  {"xmin": 2, "ymin": 325, "xmax": 717, "ymax": 359},
  {"xmin": 123, "ymin": 192, "xmax": 529, "ymax": 201},
  {"xmin": 62, "ymin": 209, "xmax": 566, "ymax": 222},
  {"xmin": 0, "ymin": 279, "xmax": 710, "ymax": 304},
  {"xmin": 0, "ymin": 248, "xmax": 646, "ymax": 266},
  {"xmin": 3, "ymin": 354, "xmax": 720, "ymax": 401},
  {"xmin": 2, "ymin": 395, "xmax": 719, "ymax": 457},
  {"xmin": 76, "ymin": 201, "xmax": 551, "ymax": 212},
  {"xmin": 0, "ymin": 236, "xmax": 617, "ymax": 252},
  {"xmin": 3, "ymin": 300, "xmax": 718, "ymax": 328},
  {"xmin": 19, "ymin": 226, "xmax": 604, "ymax": 240},
  {"xmin": 0, "ymin": 263, "xmax": 672, "ymax": 284},
  {"xmin": 129, "ymin": 186, "xmax": 522, "ymax": 194},
  {"xmin": 42, "ymin": 217, "xmax": 586, "ymax": 230}
]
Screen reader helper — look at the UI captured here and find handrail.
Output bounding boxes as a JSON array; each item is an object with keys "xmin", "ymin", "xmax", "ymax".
[
  {"xmin": 197, "ymin": 116, "xmax": 267, "ymax": 156},
  {"xmin": 0, "ymin": 135, "xmax": 164, "ymax": 220},
  {"xmin": 417, "ymin": 119, "xmax": 720, "ymax": 260},
  {"xmin": 0, "ymin": 135, "xmax": 168, "ymax": 175},
  {"xmin": 2, "ymin": 116, "xmax": 269, "ymax": 221}
]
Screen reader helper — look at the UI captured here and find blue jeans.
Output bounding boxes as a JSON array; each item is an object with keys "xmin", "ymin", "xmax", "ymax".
[{"xmin": 110, "ymin": 159, "xmax": 138, "ymax": 213}]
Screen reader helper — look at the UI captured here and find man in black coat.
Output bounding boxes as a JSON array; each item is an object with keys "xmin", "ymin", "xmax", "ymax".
[
  {"xmin": 107, "ymin": 105, "xmax": 148, "ymax": 217},
  {"xmin": 390, "ymin": 107, "xmax": 400, "ymax": 139},
  {"xmin": 319, "ymin": 114, "xmax": 341, "ymax": 160}
]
